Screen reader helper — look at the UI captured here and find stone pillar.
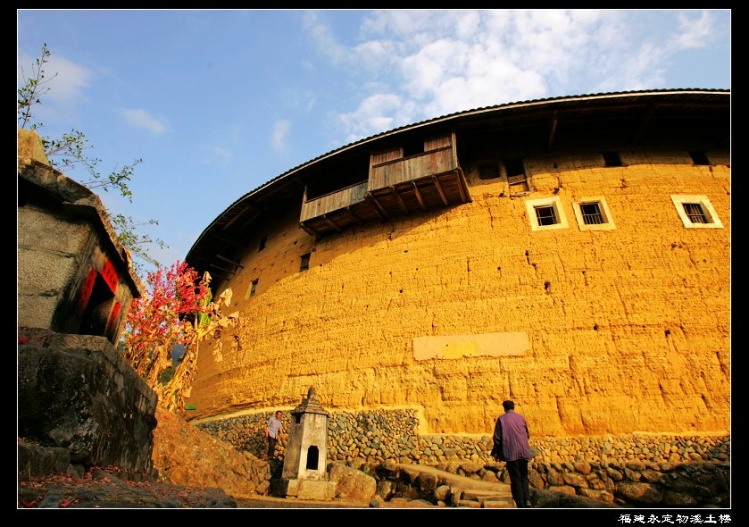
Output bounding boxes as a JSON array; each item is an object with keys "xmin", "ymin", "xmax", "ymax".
[{"xmin": 278, "ymin": 386, "xmax": 336, "ymax": 500}]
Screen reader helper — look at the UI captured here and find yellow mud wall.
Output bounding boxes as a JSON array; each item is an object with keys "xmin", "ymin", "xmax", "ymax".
[{"xmin": 186, "ymin": 149, "xmax": 730, "ymax": 438}]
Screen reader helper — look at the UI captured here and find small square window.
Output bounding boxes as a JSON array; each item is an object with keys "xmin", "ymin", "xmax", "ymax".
[
  {"xmin": 689, "ymin": 151, "xmax": 711, "ymax": 166},
  {"xmin": 572, "ymin": 197, "xmax": 616, "ymax": 231},
  {"xmin": 671, "ymin": 195, "xmax": 723, "ymax": 229},
  {"xmin": 300, "ymin": 253, "xmax": 311, "ymax": 272},
  {"xmin": 525, "ymin": 196, "xmax": 568, "ymax": 231},
  {"xmin": 683, "ymin": 203, "xmax": 708, "ymax": 223},
  {"xmin": 478, "ymin": 161, "xmax": 499, "ymax": 180},
  {"xmin": 580, "ymin": 203, "xmax": 604, "ymax": 224},
  {"xmin": 602, "ymin": 151, "xmax": 623, "ymax": 167},
  {"xmin": 505, "ymin": 158, "xmax": 525, "ymax": 177},
  {"xmin": 535, "ymin": 206, "xmax": 557, "ymax": 226}
]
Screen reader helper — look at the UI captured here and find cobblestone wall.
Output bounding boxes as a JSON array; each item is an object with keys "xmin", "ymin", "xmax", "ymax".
[{"xmin": 194, "ymin": 408, "xmax": 730, "ymax": 506}]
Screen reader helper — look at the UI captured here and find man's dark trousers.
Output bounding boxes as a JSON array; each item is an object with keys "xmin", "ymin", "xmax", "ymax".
[
  {"xmin": 267, "ymin": 436, "xmax": 278, "ymax": 458},
  {"xmin": 506, "ymin": 459, "xmax": 530, "ymax": 507}
]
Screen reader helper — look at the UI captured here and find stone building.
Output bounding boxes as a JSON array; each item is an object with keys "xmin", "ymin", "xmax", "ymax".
[
  {"xmin": 183, "ymin": 89, "xmax": 730, "ymax": 440},
  {"xmin": 17, "ymin": 129, "xmax": 144, "ymax": 344},
  {"xmin": 18, "ymin": 129, "xmax": 157, "ymax": 477}
]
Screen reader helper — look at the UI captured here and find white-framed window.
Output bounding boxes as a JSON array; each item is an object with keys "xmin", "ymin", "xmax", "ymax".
[
  {"xmin": 670, "ymin": 195, "xmax": 723, "ymax": 229},
  {"xmin": 525, "ymin": 196, "xmax": 569, "ymax": 231},
  {"xmin": 572, "ymin": 196, "xmax": 616, "ymax": 231}
]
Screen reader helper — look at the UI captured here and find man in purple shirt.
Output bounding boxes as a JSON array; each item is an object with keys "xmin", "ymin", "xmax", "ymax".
[{"xmin": 492, "ymin": 399, "xmax": 534, "ymax": 507}]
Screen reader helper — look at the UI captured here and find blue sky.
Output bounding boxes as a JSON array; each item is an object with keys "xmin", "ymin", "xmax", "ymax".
[{"xmin": 17, "ymin": 9, "xmax": 731, "ymax": 277}]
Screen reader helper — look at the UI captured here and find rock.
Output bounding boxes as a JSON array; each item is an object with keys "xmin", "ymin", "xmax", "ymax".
[
  {"xmin": 17, "ymin": 330, "xmax": 157, "ymax": 477},
  {"xmin": 151, "ymin": 407, "xmax": 269, "ymax": 498},
  {"xmin": 328, "ymin": 461, "xmax": 376, "ymax": 502}
]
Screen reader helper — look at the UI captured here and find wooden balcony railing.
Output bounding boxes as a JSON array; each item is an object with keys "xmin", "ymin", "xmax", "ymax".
[
  {"xmin": 369, "ymin": 147, "xmax": 455, "ymax": 192},
  {"xmin": 299, "ymin": 137, "xmax": 470, "ymax": 237},
  {"xmin": 300, "ymin": 181, "xmax": 368, "ymax": 223}
]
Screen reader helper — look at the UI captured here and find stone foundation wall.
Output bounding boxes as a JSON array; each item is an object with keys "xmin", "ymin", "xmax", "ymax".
[{"xmin": 194, "ymin": 408, "xmax": 730, "ymax": 507}]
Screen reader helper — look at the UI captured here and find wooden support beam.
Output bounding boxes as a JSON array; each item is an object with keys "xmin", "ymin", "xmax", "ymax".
[
  {"xmin": 454, "ymin": 169, "xmax": 469, "ymax": 203},
  {"xmin": 213, "ymin": 235, "xmax": 244, "ymax": 247},
  {"xmin": 300, "ymin": 223, "xmax": 320, "ymax": 238},
  {"xmin": 412, "ymin": 181, "xmax": 426, "ymax": 210},
  {"xmin": 346, "ymin": 206, "xmax": 363, "ymax": 225},
  {"xmin": 547, "ymin": 110, "xmax": 558, "ymax": 151},
  {"xmin": 208, "ymin": 261, "xmax": 235, "ymax": 273},
  {"xmin": 366, "ymin": 194, "xmax": 390, "ymax": 220},
  {"xmin": 432, "ymin": 175, "xmax": 448, "ymax": 205},
  {"xmin": 216, "ymin": 254, "xmax": 244, "ymax": 269},
  {"xmin": 322, "ymin": 214, "xmax": 343, "ymax": 233},
  {"xmin": 391, "ymin": 186, "xmax": 409, "ymax": 214}
]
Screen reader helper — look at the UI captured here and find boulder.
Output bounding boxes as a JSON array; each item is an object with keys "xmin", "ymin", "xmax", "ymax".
[{"xmin": 17, "ymin": 329, "xmax": 157, "ymax": 477}]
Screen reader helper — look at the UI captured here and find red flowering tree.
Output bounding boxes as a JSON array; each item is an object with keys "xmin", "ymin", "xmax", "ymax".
[{"xmin": 121, "ymin": 261, "xmax": 232, "ymax": 413}]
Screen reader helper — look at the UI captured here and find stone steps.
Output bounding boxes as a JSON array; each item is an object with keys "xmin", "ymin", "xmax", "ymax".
[{"xmin": 457, "ymin": 488, "xmax": 516, "ymax": 508}]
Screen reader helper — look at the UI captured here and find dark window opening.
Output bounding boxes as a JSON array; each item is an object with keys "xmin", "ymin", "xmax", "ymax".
[
  {"xmin": 300, "ymin": 253, "xmax": 311, "ymax": 271},
  {"xmin": 293, "ymin": 415, "xmax": 301, "ymax": 424},
  {"xmin": 79, "ymin": 274, "xmax": 116, "ymax": 337},
  {"xmin": 258, "ymin": 236, "xmax": 267, "ymax": 252},
  {"xmin": 689, "ymin": 151, "xmax": 711, "ymax": 165},
  {"xmin": 305, "ymin": 446, "xmax": 320, "ymax": 471},
  {"xmin": 602, "ymin": 151, "xmax": 623, "ymax": 167},
  {"xmin": 683, "ymin": 203, "xmax": 709, "ymax": 223},
  {"xmin": 535, "ymin": 205, "xmax": 558, "ymax": 226},
  {"xmin": 580, "ymin": 202, "xmax": 605, "ymax": 225},
  {"xmin": 505, "ymin": 158, "xmax": 529, "ymax": 192},
  {"xmin": 304, "ymin": 156, "xmax": 371, "ymax": 200},
  {"xmin": 504, "ymin": 158, "xmax": 525, "ymax": 177},
  {"xmin": 402, "ymin": 136, "xmax": 424, "ymax": 158},
  {"xmin": 478, "ymin": 162, "xmax": 499, "ymax": 180},
  {"xmin": 250, "ymin": 278, "xmax": 258, "ymax": 297}
]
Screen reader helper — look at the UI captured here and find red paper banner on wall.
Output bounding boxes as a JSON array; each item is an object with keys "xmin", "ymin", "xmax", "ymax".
[
  {"xmin": 78, "ymin": 267, "xmax": 97, "ymax": 312},
  {"xmin": 101, "ymin": 259, "xmax": 119, "ymax": 293}
]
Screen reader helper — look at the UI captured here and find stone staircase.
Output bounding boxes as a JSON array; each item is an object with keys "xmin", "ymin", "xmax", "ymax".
[
  {"xmin": 457, "ymin": 488, "xmax": 516, "ymax": 508},
  {"xmin": 390, "ymin": 462, "xmax": 517, "ymax": 508}
]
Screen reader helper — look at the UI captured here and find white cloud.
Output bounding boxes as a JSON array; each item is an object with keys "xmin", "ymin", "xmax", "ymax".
[
  {"xmin": 119, "ymin": 108, "xmax": 169, "ymax": 135},
  {"xmin": 17, "ymin": 50, "xmax": 92, "ymax": 124},
  {"xmin": 272, "ymin": 119, "xmax": 291, "ymax": 152},
  {"xmin": 303, "ymin": 11, "xmax": 347, "ymax": 65},
  {"xmin": 338, "ymin": 93, "xmax": 418, "ymax": 144},
  {"xmin": 44, "ymin": 54, "xmax": 92, "ymax": 107},
  {"xmin": 674, "ymin": 10, "xmax": 724, "ymax": 50},
  {"xmin": 309, "ymin": 9, "xmax": 730, "ymax": 144}
]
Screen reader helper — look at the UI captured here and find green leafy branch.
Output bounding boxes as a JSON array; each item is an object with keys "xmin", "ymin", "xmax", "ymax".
[{"xmin": 18, "ymin": 43, "xmax": 165, "ymax": 275}]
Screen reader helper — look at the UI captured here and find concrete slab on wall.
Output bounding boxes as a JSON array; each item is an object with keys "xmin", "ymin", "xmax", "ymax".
[{"xmin": 413, "ymin": 332, "xmax": 529, "ymax": 360}]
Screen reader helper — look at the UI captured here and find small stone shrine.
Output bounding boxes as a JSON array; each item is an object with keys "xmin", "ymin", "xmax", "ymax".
[{"xmin": 277, "ymin": 386, "xmax": 336, "ymax": 500}]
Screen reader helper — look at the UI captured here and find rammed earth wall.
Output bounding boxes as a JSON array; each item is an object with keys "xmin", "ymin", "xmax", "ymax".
[{"xmin": 185, "ymin": 137, "xmax": 730, "ymax": 438}]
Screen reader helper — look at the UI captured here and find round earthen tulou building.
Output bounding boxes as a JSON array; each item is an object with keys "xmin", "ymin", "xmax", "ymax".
[{"xmin": 184, "ymin": 89, "xmax": 730, "ymax": 441}]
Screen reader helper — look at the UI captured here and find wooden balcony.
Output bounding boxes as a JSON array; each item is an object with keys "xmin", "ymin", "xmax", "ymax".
[
  {"xmin": 299, "ymin": 133, "xmax": 472, "ymax": 238},
  {"xmin": 300, "ymin": 181, "xmax": 384, "ymax": 237},
  {"xmin": 367, "ymin": 146, "xmax": 470, "ymax": 218}
]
